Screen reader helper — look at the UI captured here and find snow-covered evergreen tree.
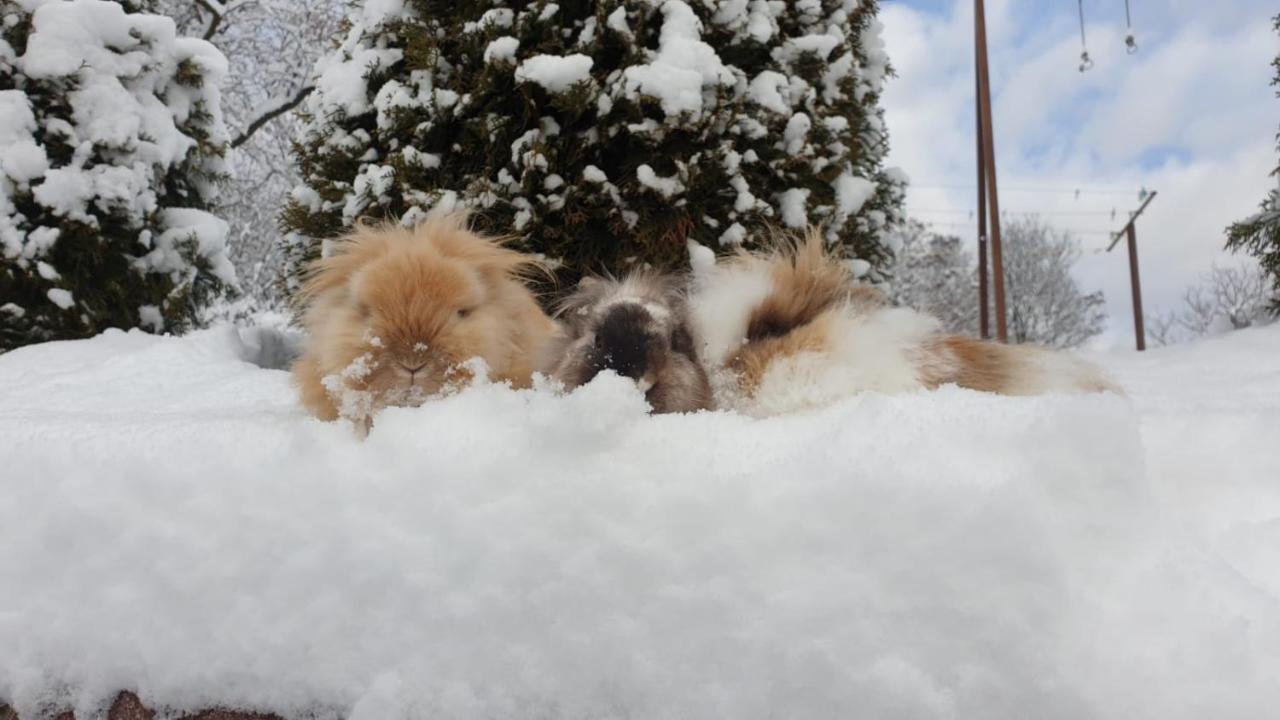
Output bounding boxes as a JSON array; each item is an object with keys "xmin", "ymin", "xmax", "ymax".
[
  {"xmin": 1224, "ymin": 14, "xmax": 1280, "ymax": 315},
  {"xmin": 0, "ymin": 0, "xmax": 234, "ymax": 351},
  {"xmin": 282, "ymin": 0, "xmax": 904, "ymax": 288}
]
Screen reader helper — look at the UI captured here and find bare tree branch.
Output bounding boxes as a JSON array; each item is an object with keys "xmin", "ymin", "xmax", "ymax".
[
  {"xmin": 230, "ymin": 86, "xmax": 314, "ymax": 149},
  {"xmin": 192, "ymin": 0, "xmax": 255, "ymax": 41}
]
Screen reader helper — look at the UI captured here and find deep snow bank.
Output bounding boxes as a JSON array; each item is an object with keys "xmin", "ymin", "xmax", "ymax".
[{"xmin": 0, "ymin": 326, "xmax": 1278, "ymax": 719}]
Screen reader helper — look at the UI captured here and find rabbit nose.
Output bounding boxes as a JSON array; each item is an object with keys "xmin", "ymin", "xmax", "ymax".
[
  {"xmin": 593, "ymin": 304, "xmax": 656, "ymax": 381},
  {"xmin": 400, "ymin": 361, "xmax": 428, "ymax": 375}
]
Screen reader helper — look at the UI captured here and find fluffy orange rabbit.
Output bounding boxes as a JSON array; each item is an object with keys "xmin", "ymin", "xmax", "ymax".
[{"xmin": 291, "ymin": 213, "xmax": 556, "ymax": 424}]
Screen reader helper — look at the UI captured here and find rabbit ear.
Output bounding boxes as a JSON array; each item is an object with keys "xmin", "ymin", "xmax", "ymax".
[
  {"xmin": 295, "ymin": 224, "xmax": 396, "ymax": 307},
  {"xmin": 417, "ymin": 212, "xmax": 551, "ymax": 285}
]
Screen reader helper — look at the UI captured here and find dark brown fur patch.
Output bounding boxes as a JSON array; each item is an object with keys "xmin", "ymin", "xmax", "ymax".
[{"xmin": 744, "ymin": 227, "xmax": 884, "ymax": 342}]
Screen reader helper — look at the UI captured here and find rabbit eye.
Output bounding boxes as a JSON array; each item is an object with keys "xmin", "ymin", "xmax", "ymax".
[{"xmin": 457, "ymin": 306, "xmax": 475, "ymax": 319}]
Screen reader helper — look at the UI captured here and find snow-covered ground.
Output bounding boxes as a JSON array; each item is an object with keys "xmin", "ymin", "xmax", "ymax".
[{"xmin": 1, "ymin": 325, "xmax": 1278, "ymax": 719}]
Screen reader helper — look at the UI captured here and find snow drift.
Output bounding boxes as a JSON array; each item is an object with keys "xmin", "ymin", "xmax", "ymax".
[{"xmin": 1, "ymin": 325, "xmax": 1279, "ymax": 719}]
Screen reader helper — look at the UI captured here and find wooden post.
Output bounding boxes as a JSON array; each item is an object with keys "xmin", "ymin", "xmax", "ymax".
[
  {"xmin": 1107, "ymin": 191, "xmax": 1157, "ymax": 352},
  {"xmin": 1126, "ymin": 224, "xmax": 1145, "ymax": 351},
  {"xmin": 975, "ymin": 0, "xmax": 1008, "ymax": 342},
  {"xmin": 975, "ymin": 27, "xmax": 990, "ymax": 339}
]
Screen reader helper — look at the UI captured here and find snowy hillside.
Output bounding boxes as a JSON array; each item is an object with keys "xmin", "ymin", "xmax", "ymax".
[{"xmin": 1, "ymin": 325, "xmax": 1278, "ymax": 718}]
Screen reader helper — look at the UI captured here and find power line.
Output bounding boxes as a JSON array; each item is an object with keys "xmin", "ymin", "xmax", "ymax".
[
  {"xmin": 909, "ymin": 183, "xmax": 1141, "ymax": 197},
  {"xmin": 914, "ymin": 219, "xmax": 1119, "ymax": 238},
  {"xmin": 910, "ymin": 207, "xmax": 1120, "ymax": 217}
]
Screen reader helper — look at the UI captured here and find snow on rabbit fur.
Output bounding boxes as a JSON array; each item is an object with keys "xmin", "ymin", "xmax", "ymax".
[
  {"xmin": 290, "ymin": 213, "xmax": 556, "ymax": 424},
  {"xmin": 689, "ymin": 230, "xmax": 1116, "ymax": 417}
]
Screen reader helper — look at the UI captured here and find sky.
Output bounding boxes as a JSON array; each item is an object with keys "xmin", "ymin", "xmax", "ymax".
[{"xmin": 878, "ymin": 0, "xmax": 1278, "ymax": 346}]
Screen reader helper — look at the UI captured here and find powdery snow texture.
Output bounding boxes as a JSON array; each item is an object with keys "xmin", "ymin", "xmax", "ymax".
[{"xmin": 0, "ymin": 326, "xmax": 1279, "ymax": 718}]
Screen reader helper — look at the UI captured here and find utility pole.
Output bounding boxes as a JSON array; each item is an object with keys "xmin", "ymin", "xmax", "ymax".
[
  {"xmin": 975, "ymin": 0, "xmax": 1008, "ymax": 342},
  {"xmin": 1107, "ymin": 191, "xmax": 1157, "ymax": 351},
  {"xmin": 975, "ymin": 30, "xmax": 990, "ymax": 340}
]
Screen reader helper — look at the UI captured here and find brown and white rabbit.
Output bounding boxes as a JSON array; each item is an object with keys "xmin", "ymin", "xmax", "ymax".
[
  {"xmin": 688, "ymin": 228, "xmax": 1117, "ymax": 417},
  {"xmin": 541, "ymin": 272, "xmax": 713, "ymax": 414},
  {"xmin": 291, "ymin": 212, "xmax": 557, "ymax": 424}
]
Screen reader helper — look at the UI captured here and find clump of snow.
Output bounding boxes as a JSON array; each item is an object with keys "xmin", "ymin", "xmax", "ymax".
[
  {"xmin": 314, "ymin": 46, "xmax": 404, "ymax": 117},
  {"xmin": 718, "ymin": 221, "xmax": 747, "ymax": 246},
  {"xmin": 619, "ymin": 0, "xmax": 734, "ymax": 119},
  {"xmin": 483, "ymin": 36, "xmax": 519, "ymax": 64},
  {"xmin": 781, "ymin": 112, "xmax": 811, "ymax": 154},
  {"xmin": 747, "ymin": 70, "xmax": 791, "ymax": 114},
  {"xmin": 636, "ymin": 164, "xmax": 685, "ymax": 198},
  {"xmin": 1, "ymin": 325, "xmax": 1279, "ymax": 717},
  {"xmin": 362, "ymin": 0, "xmax": 409, "ymax": 27},
  {"xmin": 833, "ymin": 173, "xmax": 876, "ymax": 219},
  {"xmin": 44, "ymin": 287, "xmax": 73, "ymax": 309},
  {"xmin": 514, "ymin": 54, "xmax": 594, "ymax": 93},
  {"xmin": 582, "ymin": 165, "xmax": 607, "ymax": 183},
  {"xmin": 143, "ymin": 208, "xmax": 236, "ymax": 286},
  {"xmin": 605, "ymin": 5, "xmax": 631, "ymax": 38},
  {"xmin": 777, "ymin": 187, "xmax": 810, "ymax": 227}
]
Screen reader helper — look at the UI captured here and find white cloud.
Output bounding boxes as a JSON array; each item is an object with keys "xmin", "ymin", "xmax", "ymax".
[{"xmin": 880, "ymin": 0, "xmax": 1277, "ymax": 337}]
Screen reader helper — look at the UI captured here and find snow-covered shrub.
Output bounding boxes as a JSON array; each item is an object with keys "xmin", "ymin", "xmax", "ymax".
[
  {"xmin": 0, "ymin": 0, "xmax": 234, "ymax": 351},
  {"xmin": 1225, "ymin": 14, "xmax": 1280, "ymax": 315},
  {"xmin": 282, "ymin": 0, "xmax": 905, "ymax": 289}
]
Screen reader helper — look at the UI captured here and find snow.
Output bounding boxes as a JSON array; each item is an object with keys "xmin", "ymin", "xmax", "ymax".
[
  {"xmin": 3, "ymin": 0, "xmax": 232, "ymax": 314},
  {"xmin": 581, "ymin": 165, "xmax": 607, "ymax": 183},
  {"xmin": 605, "ymin": 6, "xmax": 631, "ymax": 38},
  {"xmin": 781, "ymin": 112, "xmax": 811, "ymax": 154},
  {"xmin": 483, "ymin": 36, "xmax": 519, "ymax": 64},
  {"xmin": 619, "ymin": 0, "xmax": 735, "ymax": 119},
  {"xmin": 43, "ymin": 287, "xmax": 73, "ymax": 309},
  {"xmin": 635, "ymin": 164, "xmax": 685, "ymax": 198},
  {"xmin": 144, "ymin": 208, "xmax": 236, "ymax": 286},
  {"xmin": 747, "ymin": 70, "xmax": 790, "ymax": 114},
  {"xmin": 2, "ymin": 325, "xmax": 1279, "ymax": 717},
  {"xmin": 718, "ymin": 221, "xmax": 748, "ymax": 246},
  {"xmin": 777, "ymin": 187, "xmax": 810, "ymax": 227},
  {"xmin": 514, "ymin": 54, "xmax": 594, "ymax": 94},
  {"xmin": 314, "ymin": 46, "xmax": 403, "ymax": 117},
  {"xmin": 833, "ymin": 172, "xmax": 876, "ymax": 219},
  {"xmin": 361, "ymin": 0, "xmax": 407, "ymax": 27}
]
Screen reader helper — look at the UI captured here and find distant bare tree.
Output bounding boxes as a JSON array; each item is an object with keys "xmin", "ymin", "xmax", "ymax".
[
  {"xmin": 1149, "ymin": 264, "xmax": 1274, "ymax": 346},
  {"xmin": 1000, "ymin": 217, "xmax": 1106, "ymax": 348},
  {"xmin": 890, "ymin": 217, "xmax": 1104, "ymax": 347},
  {"xmin": 155, "ymin": 0, "xmax": 347, "ymax": 309},
  {"xmin": 1146, "ymin": 310, "xmax": 1181, "ymax": 347},
  {"xmin": 888, "ymin": 221, "xmax": 979, "ymax": 336}
]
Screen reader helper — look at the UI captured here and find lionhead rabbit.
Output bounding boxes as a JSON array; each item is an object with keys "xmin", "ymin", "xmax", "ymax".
[
  {"xmin": 291, "ymin": 213, "xmax": 556, "ymax": 424},
  {"xmin": 542, "ymin": 272, "xmax": 713, "ymax": 414},
  {"xmin": 689, "ymin": 228, "xmax": 1118, "ymax": 417}
]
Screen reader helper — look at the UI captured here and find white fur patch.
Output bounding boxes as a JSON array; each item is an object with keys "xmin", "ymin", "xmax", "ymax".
[
  {"xmin": 688, "ymin": 261, "xmax": 774, "ymax": 366},
  {"xmin": 739, "ymin": 306, "xmax": 942, "ymax": 417}
]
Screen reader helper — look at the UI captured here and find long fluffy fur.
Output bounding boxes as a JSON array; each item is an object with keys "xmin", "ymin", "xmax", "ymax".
[
  {"xmin": 689, "ymin": 227, "xmax": 1117, "ymax": 416},
  {"xmin": 541, "ymin": 272, "xmax": 713, "ymax": 414},
  {"xmin": 291, "ymin": 212, "xmax": 556, "ymax": 423}
]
